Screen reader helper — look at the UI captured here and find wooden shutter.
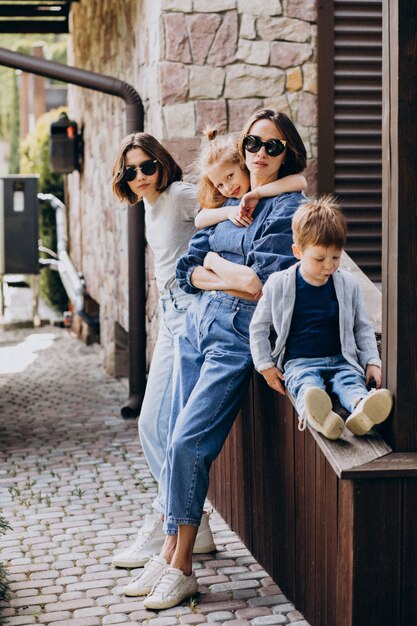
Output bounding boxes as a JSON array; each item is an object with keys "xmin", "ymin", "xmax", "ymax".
[{"xmin": 318, "ymin": 0, "xmax": 383, "ymax": 281}]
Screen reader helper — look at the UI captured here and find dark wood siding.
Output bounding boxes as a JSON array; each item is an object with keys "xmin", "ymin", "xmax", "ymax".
[
  {"xmin": 318, "ymin": 0, "xmax": 383, "ymax": 280},
  {"xmin": 208, "ymin": 376, "xmax": 417, "ymax": 626}
]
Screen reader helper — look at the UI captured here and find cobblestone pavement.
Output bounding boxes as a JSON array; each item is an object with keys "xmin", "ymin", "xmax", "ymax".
[{"xmin": 0, "ymin": 324, "xmax": 310, "ymax": 626}]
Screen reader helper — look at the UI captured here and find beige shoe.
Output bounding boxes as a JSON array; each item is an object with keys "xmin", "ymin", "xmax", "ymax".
[
  {"xmin": 123, "ymin": 555, "xmax": 168, "ymax": 596},
  {"xmin": 345, "ymin": 389, "xmax": 393, "ymax": 436},
  {"xmin": 143, "ymin": 568, "xmax": 198, "ymax": 610},
  {"xmin": 302, "ymin": 387, "xmax": 345, "ymax": 440},
  {"xmin": 113, "ymin": 514, "xmax": 164, "ymax": 568},
  {"xmin": 194, "ymin": 511, "xmax": 216, "ymax": 553}
]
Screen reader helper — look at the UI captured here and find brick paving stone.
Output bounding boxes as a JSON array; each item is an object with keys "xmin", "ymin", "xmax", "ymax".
[
  {"xmin": 251, "ymin": 616, "xmax": 288, "ymax": 625},
  {"xmin": 248, "ymin": 596, "xmax": 289, "ymax": 608},
  {"xmin": 3, "ymin": 618, "xmax": 37, "ymax": 625},
  {"xmin": 286, "ymin": 612, "xmax": 304, "ymax": 622},
  {"xmin": 235, "ymin": 608, "xmax": 272, "ymax": 619},
  {"xmin": 206, "ymin": 610, "xmax": 235, "ymax": 621},
  {"xmin": 179, "ymin": 615, "xmax": 207, "ymax": 624},
  {"xmin": 0, "ymin": 326, "xmax": 311, "ymax": 626},
  {"xmin": 147, "ymin": 617, "xmax": 181, "ymax": 625},
  {"xmin": 37, "ymin": 612, "xmax": 72, "ymax": 623}
]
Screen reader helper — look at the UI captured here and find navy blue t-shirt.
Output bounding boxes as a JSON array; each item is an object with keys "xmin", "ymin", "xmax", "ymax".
[{"xmin": 284, "ymin": 268, "xmax": 341, "ymax": 362}]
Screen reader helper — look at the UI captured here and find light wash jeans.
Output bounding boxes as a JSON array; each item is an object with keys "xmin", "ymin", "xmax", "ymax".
[
  {"xmin": 138, "ymin": 287, "xmax": 194, "ymax": 513},
  {"xmin": 284, "ymin": 353, "xmax": 369, "ymax": 418},
  {"xmin": 163, "ymin": 290, "xmax": 256, "ymax": 534}
]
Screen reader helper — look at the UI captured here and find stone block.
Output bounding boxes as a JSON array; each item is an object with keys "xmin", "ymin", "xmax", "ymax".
[
  {"xmin": 239, "ymin": 14, "xmax": 256, "ymax": 39},
  {"xmin": 296, "ymin": 91, "xmax": 317, "ymax": 126},
  {"xmin": 194, "ymin": 0, "xmax": 236, "ymax": 11},
  {"xmin": 257, "ymin": 16, "xmax": 311, "ymax": 42},
  {"xmin": 196, "ymin": 100, "xmax": 227, "ymax": 133},
  {"xmin": 207, "ymin": 11, "xmax": 238, "ymax": 66},
  {"xmin": 236, "ymin": 39, "xmax": 270, "ymax": 65},
  {"xmin": 187, "ymin": 13, "xmax": 221, "ymax": 64},
  {"xmin": 303, "ymin": 62, "xmax": 318, "ymax": 94},
  {"xmin": 284, "ymin": 0, "xmax": 316, "ymax": 22},
  {"xmin": 237, "ymin": 0, "xmax": 282, "ymax": 16},
  {"xmin": 164, "ymin": 102, "xmax": 196, "ymax": 137},
  {"xmin": 189, "ymin": 65, "xmax": 225, "ymax": 99},
  {"xmin": 225, "ymin": 64, "xmax": 285, "ymax": 99},
  {"xmin": 164, "ymin": 13, "xmax": 192, "ymax": 63},
  {"xmin": 270, "ymin": 41, "xmax": 312, "ymax": 68},
  {"xmin": 158, "ymin": 62, "xmax": 189, "ymax": 105},
  {"xmin": 286, "ymin": 67, "xmax": 302, "ymax": 92},
  {"xmin": 161, "ymin": 0, "xmax": 192, "ymax": 11},
  {"xmin": 163, "ymin": 137, "xmax": 201, "ymax": 173}
]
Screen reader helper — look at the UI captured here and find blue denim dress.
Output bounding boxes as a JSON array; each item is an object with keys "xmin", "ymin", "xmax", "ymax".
[{"xmin": 164, "ymin": 192, "xmax": 303, "ymax": 533}]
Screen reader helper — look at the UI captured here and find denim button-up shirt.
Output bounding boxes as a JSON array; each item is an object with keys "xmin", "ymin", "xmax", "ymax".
[{"xmin": 176, "ymin": 192, "xmax": 304, "ymax": 294}]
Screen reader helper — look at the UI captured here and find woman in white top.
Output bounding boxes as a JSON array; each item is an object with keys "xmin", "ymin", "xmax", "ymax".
[{"xmin": 111, "ymin": 134, "xmax": 215, "ymax": 566}]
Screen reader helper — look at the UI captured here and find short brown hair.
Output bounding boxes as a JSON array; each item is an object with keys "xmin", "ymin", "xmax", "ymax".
[
  {"xmin": 112, "ymin": 132, "xmax": 182, "ymax": 205},
  {"xmin": 292, "ymin": 195, "xmax": 347, "ymax": 250},
  {"xmin": 238, "ymin": 108, "xmax": 307, "ymax": 178}
]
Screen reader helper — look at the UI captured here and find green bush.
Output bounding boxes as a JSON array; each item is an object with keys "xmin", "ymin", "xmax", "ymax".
[
  {"xmin": 20, "ymin": 107, "xmax": 69, "ymax": 311},
  {"xmin": 0, "ymin": 515, "xmax": 11, "ymax": 608}
]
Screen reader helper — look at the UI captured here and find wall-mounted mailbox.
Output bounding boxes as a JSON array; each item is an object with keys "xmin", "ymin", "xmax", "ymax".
[
  {"xmin": 0, "ymin": 175, "xmax": 39, "ymax": 275},
  {"xmin": 50, "ymin": 111, "xmax": 80, "ymax": 173}
]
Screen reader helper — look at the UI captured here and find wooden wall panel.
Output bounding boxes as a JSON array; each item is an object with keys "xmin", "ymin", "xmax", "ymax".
[{"xmin": 209, "ymin": 374, "xmax": 417, "ymax": 626}]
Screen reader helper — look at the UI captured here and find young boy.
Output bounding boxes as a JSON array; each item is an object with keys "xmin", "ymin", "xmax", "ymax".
[{"xmin": 249, "ymin": 195, "xmax": 393, "ymax": 440}]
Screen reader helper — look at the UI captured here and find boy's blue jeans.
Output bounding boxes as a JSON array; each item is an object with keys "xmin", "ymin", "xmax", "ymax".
[
  {"xmin": 163, "ymin": 290, "xmax": 255, "ymax": 534},
  {"xmin": 138, "ymin": 287, "xmax": 194, "ymax": 514},
  {"xmin": 284, "ymin": 354, "xmax": 369, "ymax": 418}
]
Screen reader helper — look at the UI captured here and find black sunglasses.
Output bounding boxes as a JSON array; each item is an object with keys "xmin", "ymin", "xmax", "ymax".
[
  {"xmin": 123, "ymin": 159, "xmax": 158, "ymax": 182},
  {"xmin": 243, "ymin": 134, "xmax": 286, "ymax": 157}
]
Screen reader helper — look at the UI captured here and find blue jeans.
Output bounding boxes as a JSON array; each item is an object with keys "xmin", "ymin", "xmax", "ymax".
[
  {"xmin": 138, "ymin": 287, "xmax": 194, "ymax": 513},
  {"xmin": 284, "ymin": 354, "xmax": 368, "ymax": 417},
  {"xmin": 163, "ymin": 290, "xmax": 255, "ymax": 534}
]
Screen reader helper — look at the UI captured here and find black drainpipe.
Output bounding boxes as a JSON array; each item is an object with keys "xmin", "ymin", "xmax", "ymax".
[{"xmin": 0, "ymin": 47, "xmax": 146, "ymax": 418}]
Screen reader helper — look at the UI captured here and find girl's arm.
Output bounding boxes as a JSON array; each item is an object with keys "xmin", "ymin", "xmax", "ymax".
[
  {"xmin": 195, "ymin": 205, "xmax": 252, "ymax": 229},
  {"xmin": 240, "ymin": 173, "xmax": 307, "ymax": 220}
]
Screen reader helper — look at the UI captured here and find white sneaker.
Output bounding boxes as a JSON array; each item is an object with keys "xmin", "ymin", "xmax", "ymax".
[
  {"xmin": 113, "ymin": 514, "xmax": 164, "ymax": 568},
  {"xmin": 345, "ymin": 389, "xmax": 393, "ymax": 436},
  {"xmin": 113, "ymin": 512, "xmax": 215, "ymax": 568},
  {"xmin": 123, "ymin": 555, "xmax": 168, "ymax": 596},
  {"xmin": 194, "ymin": 511, "xmax": 216, "ymax": 553},
  {"xmin": 143, "ymin": 568, "xmax": 198, "ymax": 610},
  {"xmin": 302, "ymin": 387, "xmax": 345, "ymax": 440}
]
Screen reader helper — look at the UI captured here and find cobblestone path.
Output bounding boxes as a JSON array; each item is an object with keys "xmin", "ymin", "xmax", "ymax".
[{"xmin": 0, "ymin": 325, "xmax": 310, "ymax": 626}]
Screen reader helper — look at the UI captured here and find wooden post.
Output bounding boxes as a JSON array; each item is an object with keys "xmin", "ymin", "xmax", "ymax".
[{"xmin": 381, "ymin": 0, "xmax": 417, "ymax": 451}]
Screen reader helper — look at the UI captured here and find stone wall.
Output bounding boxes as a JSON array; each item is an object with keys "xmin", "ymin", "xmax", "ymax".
[{"xmin": 67, "ymin": 0, "xmax": 317, "ymax": 374}]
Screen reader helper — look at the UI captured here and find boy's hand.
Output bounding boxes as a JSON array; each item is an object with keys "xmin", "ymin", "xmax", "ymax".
[
  {"xmin": 261, "ymin": 366, "xmax": 286, "ymax": 395},
  {"xmin": 227, "ymin": 205, "xmax": 253, "ymax": 227},
  {"xmin": 365, "ymin": 364, "xmax": 382, "ymax": 389}
]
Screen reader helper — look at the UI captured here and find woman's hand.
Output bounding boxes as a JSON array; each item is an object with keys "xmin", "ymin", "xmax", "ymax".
[{"xmin": 261, "ymin": 367, "xmax": 286, "ymax": 395}]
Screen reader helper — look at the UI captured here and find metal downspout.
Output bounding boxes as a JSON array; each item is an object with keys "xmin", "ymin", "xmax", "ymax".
[{"xmin": 0, "ymin": 47, "xmax": 146, "ymax": 417}]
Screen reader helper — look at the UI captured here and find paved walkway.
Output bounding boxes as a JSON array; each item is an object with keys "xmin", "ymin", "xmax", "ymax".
[{"xmin": 0, "ymin": 321, "xmax": 310, "ymax": 626}]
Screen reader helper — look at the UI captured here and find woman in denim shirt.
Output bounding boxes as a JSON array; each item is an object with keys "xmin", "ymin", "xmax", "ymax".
[{"xmin": 139, "ymin": 109, "xmax": 307, "ymax": 609}]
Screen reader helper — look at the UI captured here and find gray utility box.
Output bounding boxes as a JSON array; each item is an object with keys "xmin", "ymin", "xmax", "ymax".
[{"xmin": 0, "ymin": 175, "xmax": 39, "ymax": 275}]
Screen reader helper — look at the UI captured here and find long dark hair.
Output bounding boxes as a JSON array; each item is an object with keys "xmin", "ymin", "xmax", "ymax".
[
  {"xmin": 112, "ymin": 132, "xmax": 182, "ymax": 204},
  {"xmin": 238, "ymin": 108, "xmax": 307, "ymax": 179}
]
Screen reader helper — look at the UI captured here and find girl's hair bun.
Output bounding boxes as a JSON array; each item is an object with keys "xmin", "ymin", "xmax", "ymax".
[{"xmin": 203, "ymin": 127, "xmax": 218, "ymax": 142}]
